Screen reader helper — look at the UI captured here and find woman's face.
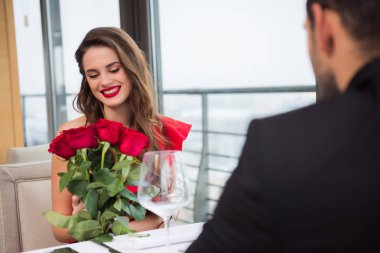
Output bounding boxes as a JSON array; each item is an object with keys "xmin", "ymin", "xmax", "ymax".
[{"xmin": 82, "ymin": 46, "xmax": 132, "ymax": 110}]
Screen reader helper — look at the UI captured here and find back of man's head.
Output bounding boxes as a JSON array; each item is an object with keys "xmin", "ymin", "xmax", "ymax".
[{"xmin": 306, "ymin": 0, "xmax": 380, "ymax": 57}]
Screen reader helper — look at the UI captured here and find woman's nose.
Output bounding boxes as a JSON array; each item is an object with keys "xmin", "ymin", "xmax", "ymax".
[{"xmin": 100, "ymin": 72, "xmax": 112, "ymax": 86}]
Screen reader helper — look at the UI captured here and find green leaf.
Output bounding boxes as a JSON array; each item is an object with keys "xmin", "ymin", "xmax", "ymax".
[
  {"xmin": 121, "ymin": 199, "xmax": 132, "ymax": 216},
  {"xmin": 72, "ymin": 171, "xmax": 84, "ymax": 180},
  {"xmin": 59, "ymin": 169, "xmax": 75, "ymax": 192},
  {"xmin": 66, "ymin": 179, "xmax": 88, "ymax": 197},
  {"xmin": 130, "ymin": 204, "xmax": 146, "ymax": 221},
  {"xmin": 87, "ymin": 181, "xmax": 104, "ymax": 190},
  {"xmin": 67, "ymin": 160, "xmax": 76, "ymax": 171},
  {"xmin": 77, "ymin": 160, "xmax": 92, "ymax": 172},
  {"xmin": 76, "ymin": 149, "xmax": 83, "ymax": 158},
  {"xmin": 77, "ymin": 210, "xmax": 93, "ymax": 222},
  {"xmin": 94, "ymin": 168, "xmax": 115, "ymax": 185},
  {"xmin": 121, "ymin": 167, "xmax": 130, "ymax": 182},
  {"xmin": 119, "ymin": 188, "xmax": 138, "ymax": 202},
  {"xmin": 114, "ymin": 198, "xmax": 122, "ymax": 212},
  {"xmin": 69, "ymin": 220, "xmax": 102, "ymax": 241},
  {"xmin": 111, "ymin": 159, "xmax": 132, "ymax": 171},
  {"xmin": 92, "ymin": 233, "xmax": 113, "ymax": 243},
  {"xmin": 116, "ymin": 216, "xmax": 130, "ymax": 227},
  {"xmin": 149, "ymin": 185, "xmax": 161, "ymax": 198},
  {"xmin": 133, "ymin": 185, "xmax": 160, "ymax": 198},
  {"xmin": 106, "ymin": 179, "xmax": 124, "ymax": 197},
  {"xmin": 109, "ymin": 171, "xmax": 118, "ymax": 178},
  {"xmin": 84, "ymin": 189, "xmax": 100, "ymax": 219},
  {"xmin": 57, "ymin": 172, "xmax": 65, "ymax": 177},
  {"xmin": 126, "ymin": 163, "xmax": 142, "ymax": 185},
  {"xmin": 102, "ymin": 220, "xmax": 112, "ymax": 235},
  {"xmin": 43, "ymin": 210, "xmax": 77, "ymax": 229},
  {"xmin": 106, "ymin": 206, "xmax": 123, "ymax": 216},
  {"xmin": 127, "ymin": 156, "xmax": 137, "ymax": 163},
  {"xmin": 104, "ymin": 159, "xmax": 114, "ymax": 170},
  {"xmin": 99, "ymin": 189, "xmax": 111, "ymax": 209},
  {"xmin": 111, "ymin": 218, "xmax": 135, "ymax": 235},
  {"xmin": 100, "ymin": 211, "xmax": 118, "ymax": 223}
]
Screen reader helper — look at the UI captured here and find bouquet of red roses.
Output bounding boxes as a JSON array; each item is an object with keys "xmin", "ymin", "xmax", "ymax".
[{"xmin": 44, "ymin": 118, "xmax": 155, "ymax": 242}]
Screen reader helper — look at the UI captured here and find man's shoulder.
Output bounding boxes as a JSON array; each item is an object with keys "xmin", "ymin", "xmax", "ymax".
[
  {"xmin": 249, "ymin": 99, "xmax": 327, "ymax": 144},
  {"xmin": 251, "ymin": 90, "xmax": 368, "ymax": 139},
  {"xmin": 244, "ymin": 91, "xmax": 372, "ymax": 168}
]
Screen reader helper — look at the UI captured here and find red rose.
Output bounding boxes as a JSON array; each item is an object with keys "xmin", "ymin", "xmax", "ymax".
[
  {"xmin": 126, "ymin": 185, "xmax": 138, "ymax": 194},
  {"xmin": 119, "ymin": 128, "xmax": 150, "ymax": 157},
  {"xmin": 62, "ymin": 126, "xmax": 98, "ymax": 150},
  {"xmin": 48, "ymin": 133, "xmax": 76, "ymax": 159},
  {"xmin": 94, "ymin": 118, "xmax": 124, "ymax": 145}
]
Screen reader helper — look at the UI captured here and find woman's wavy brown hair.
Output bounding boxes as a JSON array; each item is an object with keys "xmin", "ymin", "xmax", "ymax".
[{"xmin": 74, "ymin": 27, "xmax": 165, "ymax": 150}]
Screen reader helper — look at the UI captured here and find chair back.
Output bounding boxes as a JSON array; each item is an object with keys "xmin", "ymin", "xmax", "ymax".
[
  {"xmin": 0, "ymin": 160, "xmax": 63, "ymax": 252},
  {"xmin": 6, "ymin": 144, "xmax": 51, "ymax": 164}
]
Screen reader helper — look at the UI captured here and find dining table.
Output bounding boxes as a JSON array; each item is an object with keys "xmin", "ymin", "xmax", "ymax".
[{"xmin": 23, "ymin": 222, "xmax": 204, "ymax": 253}]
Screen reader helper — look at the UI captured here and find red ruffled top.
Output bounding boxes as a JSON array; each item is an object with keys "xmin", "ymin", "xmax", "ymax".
[{"xmin": 157, "ymin": 116, "xmax": 192, "ymax": 151}]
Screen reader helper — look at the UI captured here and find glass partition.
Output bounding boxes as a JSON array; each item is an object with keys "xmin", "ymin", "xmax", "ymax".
[
  {"xmin": 157, "ymin": 0, "xmax": 316, "ymax": 223},
  {"xmin": 13, "ymin": 0, "xmax": 120, "ymax": 145}
]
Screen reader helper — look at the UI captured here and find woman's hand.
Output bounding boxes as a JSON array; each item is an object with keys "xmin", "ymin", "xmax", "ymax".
[
  {"xmin": 71, "ymin": 195, "xmax": 84, "ymax": 215},
  {"xmin": 128, "ymin": 213, "xmax": 164, "ymax": 231}
]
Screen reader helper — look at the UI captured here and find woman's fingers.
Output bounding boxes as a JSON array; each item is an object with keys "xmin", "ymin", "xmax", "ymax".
[{"xmin": 71, "ymin": 195, "xmax": 84, "ymax": 215}]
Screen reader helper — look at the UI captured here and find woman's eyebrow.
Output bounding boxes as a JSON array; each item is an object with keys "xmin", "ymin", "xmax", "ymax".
[
  {"xmin": 106, "ymin": 61, "xmax": 120, "ymax": 68},
  {"xmin": 85, "ymin": 69, "xmax": 97, "ymax": 74}
]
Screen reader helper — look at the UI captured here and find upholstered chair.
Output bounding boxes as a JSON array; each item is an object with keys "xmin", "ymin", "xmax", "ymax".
[{"xmin": 0, "ymin": 160, "xmax": 63, "ymax": 252}]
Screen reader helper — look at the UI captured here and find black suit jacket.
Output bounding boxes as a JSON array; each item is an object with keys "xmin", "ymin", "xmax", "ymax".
[{"xmin": 187, "ymin": 58, "xmax": 380, "ymax": 253}]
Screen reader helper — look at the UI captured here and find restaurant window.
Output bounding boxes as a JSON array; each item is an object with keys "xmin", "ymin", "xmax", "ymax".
[
  {"xmin": 154, "ymin": 0, "xmax": 316, "ymax": 223},
  {"xmin": 13, "ymin": 0, "xmax": 120, "ymax": 145}
]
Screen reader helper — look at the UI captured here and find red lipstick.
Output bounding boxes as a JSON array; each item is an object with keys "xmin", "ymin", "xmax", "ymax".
[{"xmin": 101, "ymin": 86, "xmax": 121, "ymax": 98}]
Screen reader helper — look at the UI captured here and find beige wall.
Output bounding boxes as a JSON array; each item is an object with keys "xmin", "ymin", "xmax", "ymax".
[{"xmin": 0, "ymin": 0, "xmax": 24, "ymax": 164}]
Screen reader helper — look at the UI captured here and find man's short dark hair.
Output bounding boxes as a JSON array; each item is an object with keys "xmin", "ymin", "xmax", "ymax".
[{"xmin": 306, "ymin": 0, "xmax": 380, "ymax": 55}]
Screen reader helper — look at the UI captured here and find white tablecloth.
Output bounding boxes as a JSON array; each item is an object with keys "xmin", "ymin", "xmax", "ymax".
[{"xmin": 23, "ymin": 222, "xmax": 204, "ymax": 253}]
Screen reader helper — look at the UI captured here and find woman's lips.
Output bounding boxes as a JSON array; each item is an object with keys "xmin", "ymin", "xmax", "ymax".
[{"xmin": 101, "ymin": 86, "xmax": 121, "ymax": 98}]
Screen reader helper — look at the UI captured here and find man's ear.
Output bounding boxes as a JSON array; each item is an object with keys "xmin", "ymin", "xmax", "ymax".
[{"xmin": 310, "ymin": 3, "xmax": 335, "ymax": 57}]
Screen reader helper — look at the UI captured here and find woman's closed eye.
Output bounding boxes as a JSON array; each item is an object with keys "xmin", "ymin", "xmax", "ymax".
[
  {"xmin": 85, "ymin": 66, "xmax": 119, "ymax": 79},
  {"xmin": 87, "ymin": 74, "xmax": 99, "ymax": 79}
]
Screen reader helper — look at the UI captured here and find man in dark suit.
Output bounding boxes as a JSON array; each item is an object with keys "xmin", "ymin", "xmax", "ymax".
[{"xmin": 187, "ymin": 0, "xmax": 380, "ymax": 252}]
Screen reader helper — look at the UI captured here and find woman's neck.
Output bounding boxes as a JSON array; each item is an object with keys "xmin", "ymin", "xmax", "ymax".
[{"xmin": 103, "ymin": 104, "xmax": 131, "ymax": 127}]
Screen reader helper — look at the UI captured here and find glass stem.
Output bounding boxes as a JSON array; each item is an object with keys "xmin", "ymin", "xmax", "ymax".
[{"xmin": 163, "ymin": 215, "xmax": 171, "ymax": 249}]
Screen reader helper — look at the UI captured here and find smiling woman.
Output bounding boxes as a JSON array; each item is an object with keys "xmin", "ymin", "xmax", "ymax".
[
  {"xmin": 82, "ymin": 47, "xmax": 132, "ymax": 113},
  {"xmin": 50, "ymin": 27, "xmax": 192, "ymax": 243}
]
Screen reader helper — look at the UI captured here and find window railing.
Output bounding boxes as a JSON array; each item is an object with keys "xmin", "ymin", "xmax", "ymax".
[{"xmin": 162, "ymin": 86, "xmax": 316, "ymax": 223}]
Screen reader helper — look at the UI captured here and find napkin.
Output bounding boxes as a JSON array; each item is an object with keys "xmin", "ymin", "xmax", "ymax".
[{"xmin": 107, "ymin": 222, "xmax": 204, "ymax": 251}]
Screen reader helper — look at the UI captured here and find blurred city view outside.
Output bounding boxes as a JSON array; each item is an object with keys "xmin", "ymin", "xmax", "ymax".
[
  {"xmin": 14, "ymin": 0, "xmax": 315, "ymax": 223},
  {"xmin": 165, "ymin": 92, "xmax": 316, "ymax": 175},
  {"xmin": 163, "ymin": 91, "xmax": 315, "ymax": 222}
]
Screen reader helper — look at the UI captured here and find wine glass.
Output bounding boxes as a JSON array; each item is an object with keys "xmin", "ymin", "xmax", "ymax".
[{"xmin": 137, "ymin": 150, "xmax": 192, "ymax": 250}]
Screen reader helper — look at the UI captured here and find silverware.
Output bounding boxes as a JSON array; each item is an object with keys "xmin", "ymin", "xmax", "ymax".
[{"xmin": 91, "ymin": 240, "xmax": 123, "ymax": 253}]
